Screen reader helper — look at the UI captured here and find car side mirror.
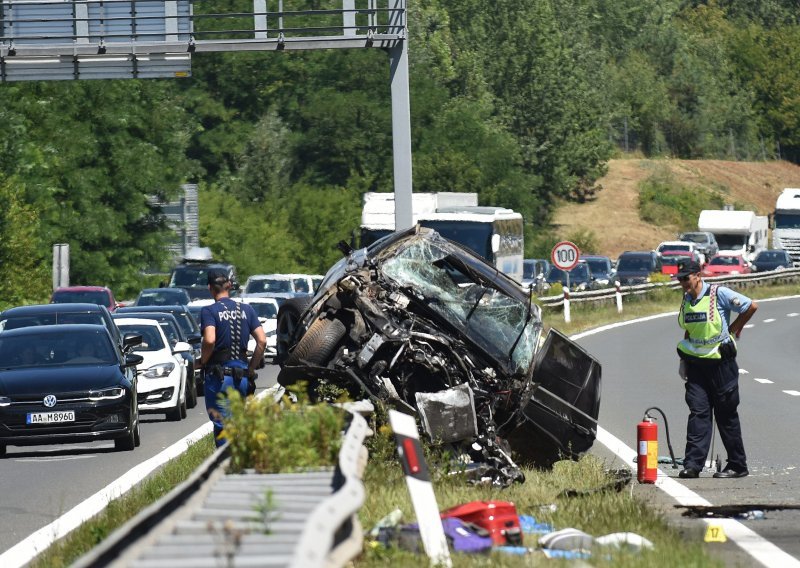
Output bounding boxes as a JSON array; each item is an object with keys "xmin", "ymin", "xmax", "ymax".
[
  {"xmin": 187, "ymin": 334, "xmax": 202, "ymax": 346},
  {"xmin": 173, "ymin": 341, "xmax": 192, "ymax": 354},
  {"xmin": 123, "ymin": 333, "xmax": 143, "ymax": 351},
  {"xmin": 124, "ymin": 353, "xmax": 144, "ymax": 367}
]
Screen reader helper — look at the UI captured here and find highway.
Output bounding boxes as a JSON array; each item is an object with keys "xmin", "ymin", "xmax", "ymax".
[
  {"xmin": 575, "ymin": 295, "xmax": 800, "ymax": 565},
  {"xmin": 0, "ymin": 365, "xmax": 280, "ymax": 558}
]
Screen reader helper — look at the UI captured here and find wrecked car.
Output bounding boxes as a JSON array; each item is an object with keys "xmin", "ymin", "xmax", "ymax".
[{"xmin": 277, "ymin": 227, "xmax": 601, "ymax": 485}]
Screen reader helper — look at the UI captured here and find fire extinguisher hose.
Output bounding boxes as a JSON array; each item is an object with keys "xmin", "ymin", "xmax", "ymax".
[{"xmin": 642, "ymin": 406, "xmax": 679, "ymax": 469}]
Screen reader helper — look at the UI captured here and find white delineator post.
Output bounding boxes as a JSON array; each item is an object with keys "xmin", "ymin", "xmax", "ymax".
[
  {"xmin": 388, "ymin": 410, "xmax": 452, "ymax": 567},
  {"xmin": 563, "ymin": 286, "xmax": 571, "ymax": 323},
  {"xmin": 615, "ymin": 280, "xmax": 623, "ymax": 313}
]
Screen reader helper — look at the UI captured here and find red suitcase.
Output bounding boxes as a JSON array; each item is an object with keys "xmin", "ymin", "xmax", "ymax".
[{"xmin": 440, "ymin": 500, "xmax": 522, "ymax": 546}]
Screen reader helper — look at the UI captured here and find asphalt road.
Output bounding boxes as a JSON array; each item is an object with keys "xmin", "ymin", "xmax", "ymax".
[
  {"xmin": 575, "ymin": 295, "xmax": 800, "ymax": 565},
  {"xmin": 0, "ymin": 365, "xmax": 280, "ymax": 556}
]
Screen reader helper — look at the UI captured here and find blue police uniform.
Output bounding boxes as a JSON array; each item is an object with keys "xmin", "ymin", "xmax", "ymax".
[
  {"xmin": 678, "ymin": 281, "xmax": 752, "ymax": 475},
  {"xmin": 200, "ymin": 298, "xmax": 260, "ymax": 446}
]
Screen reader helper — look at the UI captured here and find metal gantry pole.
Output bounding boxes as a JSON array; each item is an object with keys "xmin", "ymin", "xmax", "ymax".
[{"xmin": 388, "ymin": 0, "xmax": 412, "ymax": 231}]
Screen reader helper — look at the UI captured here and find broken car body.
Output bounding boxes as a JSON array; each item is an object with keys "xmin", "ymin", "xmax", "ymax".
[{"xmin": 277, "ymin": 227, "xmax": 601, "ymax": 484}]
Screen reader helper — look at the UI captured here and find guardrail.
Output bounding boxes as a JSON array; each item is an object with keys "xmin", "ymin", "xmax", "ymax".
[
  {"xmin": 538, "ymin": 267, "xmax": 800, "ymax": 310},
  {"xmin": 74, "ymin": 405, "xmax": 372, "ymax": 568}
]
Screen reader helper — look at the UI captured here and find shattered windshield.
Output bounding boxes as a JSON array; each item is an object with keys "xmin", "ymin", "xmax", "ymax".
[{"xmin": 380, "ymin": 236, "xmax": 541, "ymax": 373}]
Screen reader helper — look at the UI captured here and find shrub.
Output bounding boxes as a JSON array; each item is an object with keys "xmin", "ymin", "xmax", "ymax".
[{"xmin": 223, "ymin": 387, "xmax": 346, "ymax": 474}]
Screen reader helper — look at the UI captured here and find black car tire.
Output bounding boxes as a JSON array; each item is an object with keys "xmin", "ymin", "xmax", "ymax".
[
  {"xmin": 166, "ymin": 394, "xmax": 183, "ymax": 422},
  {"xmin": 115, "ymin": 426, "xmax": 136, "ymax": 451},
  {"xmin": 186, "ymin": 369, "xmax": 198, "ymax": 409},
  {"xmin": 0, "ymin": 443, "xmax": 5, "ymax": 458},
  {"xmin": 133, "ymin": 419, "xmax": 141, "ymax": 447},
  {"xmin": 276, "ymin": 296, "xmax": 314, "ymax": 365},
  {"xmin": 180, "ymin": 392, "xmax": 188, "ymax": 419},
  {"xmin": 285, "ymin": 317, "xmax": 347, "ymax": 368}
]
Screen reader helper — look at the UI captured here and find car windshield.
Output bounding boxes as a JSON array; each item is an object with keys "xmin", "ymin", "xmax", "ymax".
[
  {"xmin": 617, "ymin": 256, "xmax": 651, "ymax": 271},
  {"xmin": 756, "ymin": 251, "xmax": 786, "ymax": 262},
  {"xmin": 584, "ymin": 258, "xmax": 609, "ymax": 275},
  {"xmin": 380, "ymin": 237, "xmax": 542, "ymax": 373},
  {"xmin": 658, "ymin": 244, "xmax": 690, "ymax": 253},
  {"xmin": 679, "ymin": 233, "xmax": 709, "ymax": 244},
  {"xmin": 169, "ymin": 266, "xmax": 210, "ymax": 288},
  {"xmin": 547, "ymin": 264, "xmax": 590, "ymax": 284},
  {"xmin": 246, "ymin": 279, "xmax": 293, "ymax": 294},
  {"xmin": 52, "ymin": 290, "xmax": 109, "ymax": 307},
  {"xmin": 0, "ymin": 312, "xmax": 104, "ymax": 331},
  {"xmin": 248, "ymin": 302, "xmax": 278, "ymax": 319},
  {"xmin": 137, "ymin": 291, "xmax": 186, "ymax": 306},
  {"xmin": 709, "ymin": 256, "xmax": 740, "ymax": 266},
  {"xmin": 0, "ymin": 329, "xmax": 115, "ymax": 369},
  {"xmin": 118, "ymin": 325, "xmax": 166, "ymax": 352},
  {"xmin": 661, "ymin": 255, "xmax": 691, "ymax": 266}
]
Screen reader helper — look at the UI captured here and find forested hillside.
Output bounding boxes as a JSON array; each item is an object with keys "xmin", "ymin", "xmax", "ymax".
[{"xmin": 2, "ymin": 0, "xmax": 800, "ymax": 304}]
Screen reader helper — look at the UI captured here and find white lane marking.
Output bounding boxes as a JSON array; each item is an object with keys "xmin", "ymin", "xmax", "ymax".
[
  {"xmin": 0, "ymin": 386, "xmax": 280, "ymax": 568},
  {"xmin": 788, "ymin": 313, "xmax": 798, "ymax": 317},
  {"xmin": 783, "ymin": 390, "xmax": 800, "ymax": 397},
  {"xmin": 739, "ymin": 369, "xmax": 749, "ymax": 374},
  {"xmin": 597, "ymin": 426, "xmax": 800, "ymax": 568},
  {"xmin": 762, "ymin": 318, "xmax": 776, "ymax": 323},
  {"xmin": 15, "ymin": 454, "xmax": 95, "ymax": 463},
  {"xmin": 572, "ymin": 303, "xmax": 800, "ymax": 568},
  {"xmin": 744, "ymin": 324, "xmax": 755, "ymax": 329},
  {"xmin": 754, "ymin": 378, "xmax": 774, "ymax": 384}
]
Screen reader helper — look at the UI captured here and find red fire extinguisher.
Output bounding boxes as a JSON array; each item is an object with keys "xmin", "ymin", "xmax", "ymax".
[{"xmin": 637, "ymin": 417, "xmax": 658, "ymax": 483}]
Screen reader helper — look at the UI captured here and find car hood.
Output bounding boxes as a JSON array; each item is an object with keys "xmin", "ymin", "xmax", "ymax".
[
  {"xmin": 0, "ymin": 364, "xmax": 126, "ymax": 396},
  {"xmin": 279, "ymin": 227, "xmax": 602, "ymax": 485}
]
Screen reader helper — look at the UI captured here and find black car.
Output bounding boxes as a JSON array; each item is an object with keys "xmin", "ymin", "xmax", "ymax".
[
  {"xmin": 135, "ymin": 288, "xmax": 192, "ymax": 307},
  {"xmin": 277, "ymin": 227, "xmax": 601, "ymax": 484},
  {"xmin": 580, "ymin": 255, "xmax": 615, "ymax": 287},
  {"xmin": 166, "ymin": 261, "xmax": 238, "ymax": 301},
  {"xmin": 544, "ymin": 261, "xmax": 596, "ymax": 292},
  {"xmin": 615, "ymin": 251, "xmax": 662, "ymax": 285},
  {"xmin": 113, "ymin": 313, "xmax": 198, "ymax": 409},
  {"xmin": 116, "ymin": 305, "xmax": 202, "ymax": 393},
  {"xmin": 751, "ymin": 249, "xmax": 793, "ymax": 272},
  {"xmin": 0, "ymin": 303, "xmax": 138, "ymax": 353},
  {"xmin": 0, "ymin": 324, "xmax": 142, "ymax": 456}
]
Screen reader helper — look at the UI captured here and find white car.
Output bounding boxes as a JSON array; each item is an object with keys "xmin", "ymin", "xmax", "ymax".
[
  {"xmin": 238, "ymin": 297, "xmax": 279, "ymax": 363},
  {"xmin": 116, "ymin": 318, "xmax": 191, "ymax": 421}
]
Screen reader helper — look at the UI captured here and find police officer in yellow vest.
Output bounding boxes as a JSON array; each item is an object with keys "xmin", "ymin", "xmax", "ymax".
[{"xmin": 675, "ymin": 259, "xmax": 757, "ymax": 479}]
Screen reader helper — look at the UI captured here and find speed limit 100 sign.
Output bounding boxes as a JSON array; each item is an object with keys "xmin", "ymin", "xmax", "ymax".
[{"xmin": 551, "ymin": 241, "xmax": 581, "ymax": 271}]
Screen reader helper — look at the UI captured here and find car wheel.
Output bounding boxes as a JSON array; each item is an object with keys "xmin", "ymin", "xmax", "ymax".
[
  {"xmin": 285, "ymin": 317, "xmax": 346, "ymax": 367},
  {"xmin": 276, "ymin": 296, "xmax": 314, "ymax": 366},
  {"xmin": 115, "ymin": 426, "xmax": 136, "ymax": 452},
  {"xmin": 186, "ymin": 370, "xmax": 198, "ymax": 409},
  {"xmin": 133, "ymin": 418, "xmax": 141, "ymax": 447},
  {"xmin": 179, "ymin": 393, "xmax": 188, "ymax": 419},
  {"xmin": 165, "ymin": 395, "xmax": 183, "ymax": 422}
]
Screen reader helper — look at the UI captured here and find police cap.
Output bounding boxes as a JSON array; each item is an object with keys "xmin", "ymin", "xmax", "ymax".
[{"xmin": 676, "ymin": 260, "xmax": 702, "ymax": 279}]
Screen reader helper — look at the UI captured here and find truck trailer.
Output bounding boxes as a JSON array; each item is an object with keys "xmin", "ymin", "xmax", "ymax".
[
  {"xmin": 772, "ymin": 188, "xmax": 800, "ymax": 265},
  {"xmin": 697, "ymin": 209, "xmax": 768, "ymax": 263}
]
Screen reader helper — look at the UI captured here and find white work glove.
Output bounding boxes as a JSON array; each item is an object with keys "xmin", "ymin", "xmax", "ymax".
[{"xmin": 678, "ymin": 359, "xmax": 687, "ymax": 381}]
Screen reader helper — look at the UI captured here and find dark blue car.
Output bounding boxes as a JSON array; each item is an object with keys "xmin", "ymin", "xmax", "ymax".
[
  {"xmin": 0, "ymin": 325, "xmax": 143, "ymax": 456},
  {"xmin": 751, "ymin": 250, "xmax": 793, "ymax": 272}
]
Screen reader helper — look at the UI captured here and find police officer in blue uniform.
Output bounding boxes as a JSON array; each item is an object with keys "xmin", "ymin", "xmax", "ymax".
[
  {"xmin": 200, "ymin": 269, "xmax": 266, "ymax": 446},
  {"xmin": 675, "ymin": 259, "xmax": 757, "ymax": 479}
]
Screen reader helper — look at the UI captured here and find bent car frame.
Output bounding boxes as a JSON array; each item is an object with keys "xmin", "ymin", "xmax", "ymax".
[{"xmin": 277, "ymin": 227, "xmax": 601, "ymax": 485}]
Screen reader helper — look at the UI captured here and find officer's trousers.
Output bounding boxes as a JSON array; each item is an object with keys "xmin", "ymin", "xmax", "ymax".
[
  {"xmin": 683, "ymin": 357, "xmax": 747, "ymax": 471},
  {"xmin": 204, "ymin": 370, "xmax": 248, "ymax": 447}
]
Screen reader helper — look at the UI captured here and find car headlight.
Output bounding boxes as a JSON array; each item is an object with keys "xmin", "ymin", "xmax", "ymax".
[
  {"xmin": 143, "ymin": 362, "xmax": 176, "ymax": 378},
  {"xmin": 0, "ymin": 396, "xmax": 11, "ymax": 407},
  {"xmin": 88, "ymin": 387, "xmax": 125, "ymax": 401}
]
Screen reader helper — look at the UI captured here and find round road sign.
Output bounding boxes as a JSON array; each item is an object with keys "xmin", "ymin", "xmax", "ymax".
[{"xmin": 551, "ymin": 241, "xmax": 581, "ymax": 271}]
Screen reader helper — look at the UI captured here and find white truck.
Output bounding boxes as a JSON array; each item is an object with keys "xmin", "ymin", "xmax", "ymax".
[
  {"xmin": 697, "ymin": 209, "xmax": 768, "ymax": 263},
  {"xmin": 772, "ymin": 188, "xmax": 800, "ymax": 265},
  {"xmin": 359, "ymin": 191, "xmax": 478, "ymax": 247}
]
